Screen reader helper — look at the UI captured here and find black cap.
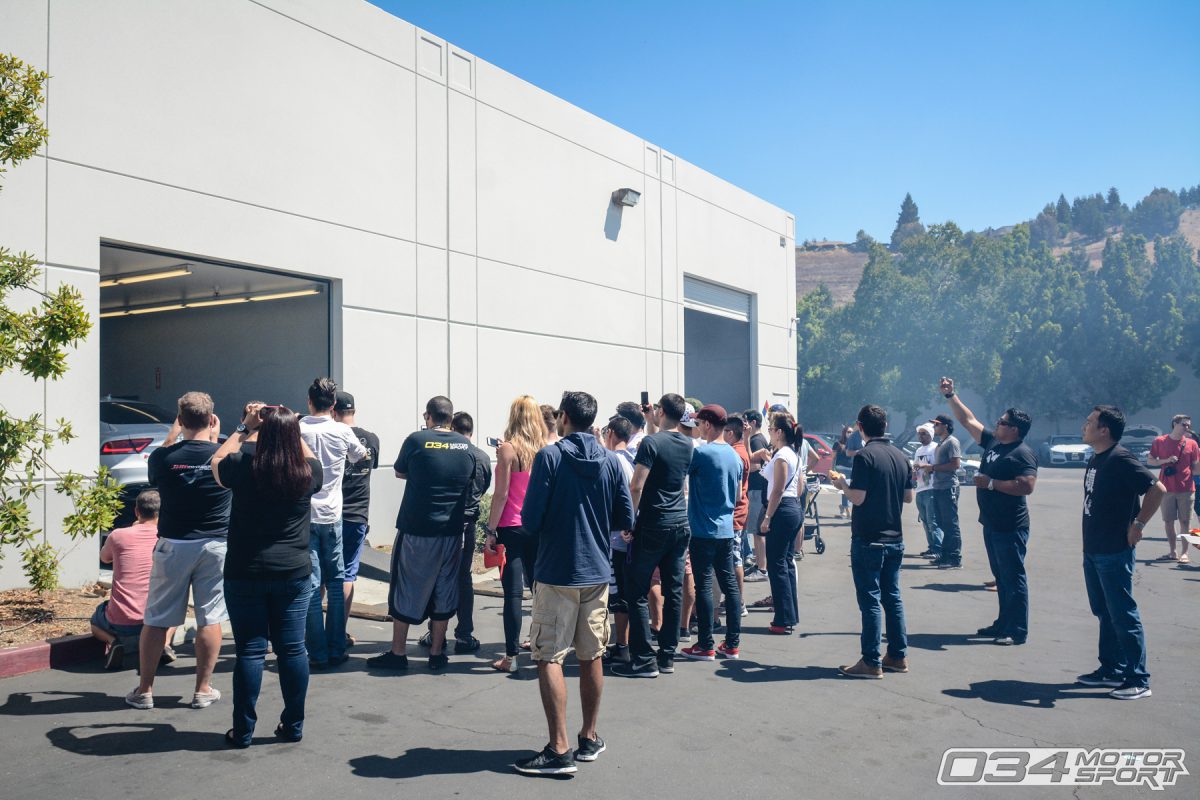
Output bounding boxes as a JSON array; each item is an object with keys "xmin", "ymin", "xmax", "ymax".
[
  {"xmin": 616, "ymin": 405, "xmax": 646, "ymax": 429},
  {"xmin": 334, "ymin": 391, "xmax": 355, "ymax": 412}
]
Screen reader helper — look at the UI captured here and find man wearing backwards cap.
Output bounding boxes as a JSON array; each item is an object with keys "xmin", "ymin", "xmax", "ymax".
[
  {"xmin": 922, "ymin": 414, "xmax": 962, "ymax": 569},
  {"xmin": 681, "ymin": 405, "xmax": 745, "ymax": 661}
]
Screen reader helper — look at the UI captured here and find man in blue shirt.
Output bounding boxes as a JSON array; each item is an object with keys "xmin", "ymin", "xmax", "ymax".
[
  {"xmin": 514, "ymin": 391, "xmax": 635, "ymax": 776},
  {"xmin": 681, "ymin": 404, "xmax": 744, "ymax": 661}
]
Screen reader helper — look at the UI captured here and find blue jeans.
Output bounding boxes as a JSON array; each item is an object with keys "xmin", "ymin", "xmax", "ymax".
[
  {"xmin": 915, "ymin": 491, "xmax": 943, "ymax": 554},
  {"xmin": 765, "ymin": 498, "xmax": 801, "ymax": 628},
  {"xmin": 931, "ymin": 487, "xmax": 961, "ymax": 564},
  {"xmin": 982, "ymin": 527, "xmax": 1029, "ymax": 642},
  {"xmin": 625, "ymin": 523, "xmax": 690, "ymax": 669},
  {"xmin": 224, "ymin": 577, "xmax": 312, "ymax": 744},
  {"xmin": 1083, "ymin": 548, "xmax": 1149, "ymax": 687},
  {"xmin": 850, "ymin": 539, "xmax": 907, "ymax": 667},
  {"xmin": 306, "ymin": 521, "xmax": 346, "ymax": 662},
  {"xmin": 689, "ymin": 537, "xmax": 741, "ymax": 650}
]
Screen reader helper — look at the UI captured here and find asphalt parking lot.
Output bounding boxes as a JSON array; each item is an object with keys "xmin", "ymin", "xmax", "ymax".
[{"xmin": 0, "ymin": 469, "xmax": 1196, "ymax": 799}]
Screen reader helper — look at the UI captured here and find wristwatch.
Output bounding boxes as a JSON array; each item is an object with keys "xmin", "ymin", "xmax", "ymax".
[
  {"xmin": 987, "ymin": 478, "xmax": 995, "ymax": 491},
  {"xmin": 1132, "ymin": 519, "xmax": 1146, "ymax": 530},
  {"xmin": 944, "ymin": 391, "xmax": 955, "ymax": 398},
  {"xmin": 235, "ymin": 424, "xmax": 248, "ymax": 434}
]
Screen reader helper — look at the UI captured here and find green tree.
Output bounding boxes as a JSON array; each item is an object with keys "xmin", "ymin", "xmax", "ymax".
[
  {"xmin": 890, "ymin": 193, "xmax": 925, "ymax": 248},
  {"xmin": 1104, "ymin": 186, "xmax": 1127, "ymax": 228},
  {"xmin": 1128, "ymin": 187, "xmax": 1181, "ymax": 238},
  {"xmin": 1, "ymin": 53, "xmax": 122, "ymax": 592},
  {"xmin": 1055, "ymin": 194, "xmax": 1072, "ymax": 226},
  {"xmin": 1071, "ymin": 193, "xmax": 1107, "ymax": 239},
  {"xmin": 1030, "ymin": 207, "xmax": 1060, "ymax": 247}
]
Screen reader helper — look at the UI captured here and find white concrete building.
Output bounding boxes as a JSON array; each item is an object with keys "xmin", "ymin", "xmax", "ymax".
[{"xmin": 0, "ymin": 0, "xmax": 796, "ymax": 589}]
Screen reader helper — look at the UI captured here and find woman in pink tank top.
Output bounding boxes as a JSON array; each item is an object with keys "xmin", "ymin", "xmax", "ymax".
[{"xmin": 482, "ymin": 395, "xmax": 547, "ymax": 671}]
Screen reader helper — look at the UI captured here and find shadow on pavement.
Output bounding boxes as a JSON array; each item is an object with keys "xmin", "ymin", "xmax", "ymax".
[
  {"xmin": 0, "ymin": 690, "xmax": 139, "ymax": 716},
  {"xmin": 713, "ymin": 660, "xmax": 841, "ymax": 682},
  {"xmin": 943, "ymin": 680, "xmax": 1111, "ymax": 709},
  {"xmin": 910, "ymin": 583, "xmax": 987, "ymax": 592},
  {"xmin": 905, "ymin": 633, "xmax": 990, "ymax": 651},
  {"xmin": 349, "ymin": 748, "xmax": 534, "ymax": 779},
  {"xmin": 47, "ymin": 723, "xmax": 230, "ymax": 754}
]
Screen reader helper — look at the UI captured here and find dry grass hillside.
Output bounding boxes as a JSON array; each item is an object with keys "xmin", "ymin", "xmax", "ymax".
[
  {"xmin": 795, "ymin": 247, "xmax": 868, "ymax": 305},
  {"xmin": 1178, "ymin": 207, "xmax": 1200, "ymax": 252}
]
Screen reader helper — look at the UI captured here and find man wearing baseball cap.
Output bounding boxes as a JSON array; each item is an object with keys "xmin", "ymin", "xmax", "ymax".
[
  {"xmin": 921, "ymin": 414, "xmax": 962, "ymax": 569},
  {"xmin": 332, "ymin": 391, "xmax": 380, "ymax": 646},
  {"xmin": 681, "ymin": 405, "xmax": 744, "ymax": 660}
]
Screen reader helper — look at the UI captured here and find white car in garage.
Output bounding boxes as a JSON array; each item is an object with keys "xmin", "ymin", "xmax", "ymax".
[
  {"xmin": 1041, "ymin": 434, "xmax": 1093, "ymax": 467},
  {"xmin": 99, "ymin": 398, "xmax": 174, "ymax": 533}
]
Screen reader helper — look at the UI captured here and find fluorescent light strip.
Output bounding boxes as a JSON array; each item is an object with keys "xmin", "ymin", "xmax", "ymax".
[
  {"xmin": 98, "ymin": 265, "xmax": 192, "ymax": 287},
  {"xmin": 100, "ymin": 285, "xmax": 322, "ymax": 318}
]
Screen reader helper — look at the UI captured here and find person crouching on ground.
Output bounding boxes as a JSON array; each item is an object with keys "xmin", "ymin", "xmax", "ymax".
[{"xmin": 93, "ymin": 489, "xmax": 161, "ymax": 670}]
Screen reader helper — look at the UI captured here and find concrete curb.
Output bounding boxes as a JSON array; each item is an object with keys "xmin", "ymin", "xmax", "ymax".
[{"xmin": 0, "ymin": 634, "xmax": 104, "ymax": 680}]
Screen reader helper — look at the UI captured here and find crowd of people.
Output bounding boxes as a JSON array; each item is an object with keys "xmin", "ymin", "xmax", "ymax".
[{"xmin": 90, "ymin": 376, "xmax": 1195, "ymax": 774}]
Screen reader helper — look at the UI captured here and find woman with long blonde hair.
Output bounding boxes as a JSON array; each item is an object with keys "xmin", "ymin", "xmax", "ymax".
[{"xmin": 482, "ymin": 395, "xmax": 547, "ymax": 671}]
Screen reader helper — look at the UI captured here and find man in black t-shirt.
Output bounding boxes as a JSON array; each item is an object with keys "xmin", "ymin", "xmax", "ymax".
[
  {"xmin": 332, "ymin": 392, "xmax": 380, "ymax": 641},
  {"xmin": 940, "ymin": 377, "xmax": 1038, "ymax": 646},
  {"xmin": 830, "ymin": 405, "xmax": 913, "ymax": 679},
  {"xmin": 742, "ymin": 409, "xmax": 770, "ymax": 578},
  {"xmin": 129, "ymin": 391, "xmax": 230, "ymax": 711},
  {"xmin": 368, "ymin": 396, "xmax": 476, "ymax": 672},
  {"xmin": 1077, "ymin": 405, "xmax": 1164, "ymax": 700},
  {"xmin": 613, "ymin": 393, "xmax": 695, "ymax": 678}
]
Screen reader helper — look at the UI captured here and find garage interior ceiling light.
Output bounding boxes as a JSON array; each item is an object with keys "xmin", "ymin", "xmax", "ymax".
[
  {"xmin": 100, "ymin": 285, "xmax": 323, "ymax": 318},
  {"xmin": 98, "ymin": 264, "xmax": 192, "ymax": 287}
]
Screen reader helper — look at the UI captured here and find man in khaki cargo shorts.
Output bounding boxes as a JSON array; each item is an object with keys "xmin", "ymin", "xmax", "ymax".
[{"xmin": 512, "ymin": 391, "xmax": 635, "ymax": 776}]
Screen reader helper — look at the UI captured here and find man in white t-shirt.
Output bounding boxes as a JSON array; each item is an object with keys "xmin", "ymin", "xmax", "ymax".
[
  {"xmin": 299, "ymin": 377, "xmax": 367, "ymax": 668},
  {"xmin": 913, "ymin": 425, "xmax": 942, "ymax": 559}
]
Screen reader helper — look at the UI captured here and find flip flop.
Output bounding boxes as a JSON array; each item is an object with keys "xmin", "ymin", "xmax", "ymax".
[
  {"xmin": 1154, "ymin": 554, "xmax": 1178, "ymax": 561},
  {"xmin": 750, "ymin": 597, "xmax": 774, "ymax": 609}
]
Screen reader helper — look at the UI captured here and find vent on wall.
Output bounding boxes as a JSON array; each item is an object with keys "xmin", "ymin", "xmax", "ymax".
[{"xmin": 683, "ymin": 276, "xmax": 751, "ymax": 322}]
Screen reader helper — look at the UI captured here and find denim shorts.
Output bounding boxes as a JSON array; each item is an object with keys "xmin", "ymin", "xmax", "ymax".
[
  {"xmin": 90, "ymin": 600, "xmax": 143, "ymax": 638},
  {"xmin": 341, "ymin": 521, "xmax": 370, "ymax": 582}
]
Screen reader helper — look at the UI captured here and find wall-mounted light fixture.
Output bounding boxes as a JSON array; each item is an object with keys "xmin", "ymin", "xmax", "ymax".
[
  {"xmin": 98, "ymin": 264, "xmax": 192, "ymax": 287},
  {"xmin": 99, "ymin": 285, "xmax": 323, "ymax": 319},
  {"xmin": 611, "ymin": 188, "xmax": 641, "ymax": 207}
]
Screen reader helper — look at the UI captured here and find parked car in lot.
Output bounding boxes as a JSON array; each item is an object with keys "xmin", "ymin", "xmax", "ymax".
[
  {"xmin": 100, "ymin": 398, "xmax": 173, "ymax": 533},
  {"xmin": 804, "ymin": 433, "xmax": 835, "ymax": 474},
  {"xmin": 1120, "ymin": 424, "xmax": 1161, "ymax": 465},
  {"xmin": 1039, "ymin": 434, "xmax": 1094, "ymax": 467}
]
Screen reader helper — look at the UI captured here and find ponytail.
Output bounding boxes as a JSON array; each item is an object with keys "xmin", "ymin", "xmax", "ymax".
[{"xmin": 770, "ymin": 412, "xmax": 804, "ymax": 451}]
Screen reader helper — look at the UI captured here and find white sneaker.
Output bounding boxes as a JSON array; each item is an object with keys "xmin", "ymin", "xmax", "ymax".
[
  {"xmin": 191, "ymin": 687, "xmax": 222, "ymax": 709},
  {"xmin": 741, "ymin": 605, "xmax": 749, "ymax": 617},
  {"xmin": 124, "ymin": 689, "xmax": 153, "ymax": 710},
  {"xmin": 1109, "ymin": 685, "xmax": 1151, "ymax": 700}
]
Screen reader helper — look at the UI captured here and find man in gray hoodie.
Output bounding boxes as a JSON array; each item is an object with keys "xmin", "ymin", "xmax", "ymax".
[{"xmin": 513, "ymin": 390, "xmax": 635, "ymax": 776}]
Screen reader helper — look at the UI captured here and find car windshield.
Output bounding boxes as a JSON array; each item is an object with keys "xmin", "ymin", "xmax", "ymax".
[
  {"xmin": 100, "ymin": 401, "xmax": 174, "ymax": 425},
  {"xmin": 1124, "ymin": 428, "xmax": 1158, "ymax": 438},
  {"xmin": 1050, "ymin": 436, "xmax": 1084, "ymax": 445}
]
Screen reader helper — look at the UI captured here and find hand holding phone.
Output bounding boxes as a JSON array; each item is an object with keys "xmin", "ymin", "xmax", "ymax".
[{"xmin": 487, "ymin": 436, "xmax": 501, "ymax": 448}]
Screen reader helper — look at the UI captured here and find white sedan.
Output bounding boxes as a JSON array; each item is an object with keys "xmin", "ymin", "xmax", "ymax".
[{"xmin": 1042, "ymin": 435, "xmax": 1093, "ymax": 467}]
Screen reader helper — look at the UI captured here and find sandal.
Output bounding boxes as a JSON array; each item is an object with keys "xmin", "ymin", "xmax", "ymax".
[
  {"xmin": 1180, "ymin": 554, "xmax": 1191, "ymax": 564},
  {"xmin": 225, "ymin": 729, "xmax": 249, "ymax": 749},
  {"xmin": 519, "ymin": 640, "xmax": 531, "ymax": 651},
  {"xmin": 1155, "ymin": 553, "xmax": 1178, "ymax": 561},
  {"xmin": 750, "ymin": 596, "xmax": 774, "ymax": 609},
  {"xmin": 491, "ymin": 656, "xmax": 518, "ymax": 673},
  {"xmin": 274, "ymin": 723, "xmax": 302, "ymax": 743}
]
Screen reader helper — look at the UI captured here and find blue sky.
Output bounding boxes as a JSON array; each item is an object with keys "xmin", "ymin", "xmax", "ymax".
[{"xmin": 369, "ymin": 1, "xmax": 1200, "ymax": 243}]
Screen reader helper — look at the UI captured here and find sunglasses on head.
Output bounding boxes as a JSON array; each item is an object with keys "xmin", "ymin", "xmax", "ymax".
[{"xmin": 258, "ymin": 404, "xmax": 286, "ymax": 419}]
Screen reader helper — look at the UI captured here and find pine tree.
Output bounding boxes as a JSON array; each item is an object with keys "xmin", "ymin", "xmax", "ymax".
[
  {"xmin": 890, "ymin": 193, "xmax": 925, "ymax": 248},
  {"xmin": 1055, "ymin": 194, "xmax": 1072, "ymax": 226}
]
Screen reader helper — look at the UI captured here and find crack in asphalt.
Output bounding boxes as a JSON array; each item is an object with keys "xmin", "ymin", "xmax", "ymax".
[{"xmin": 874, "ymin": 683, "xmax": 1061, "ymax": 747}]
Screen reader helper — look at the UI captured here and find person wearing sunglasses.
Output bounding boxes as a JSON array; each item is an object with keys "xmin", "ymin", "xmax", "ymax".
[
  {"xmin": 1147, "ymin": 415, "xmax": 1198, "ymax": 564},
  {"xmin": 939, "ymin": 377, "xmax": 1038, "ymax": 647}
]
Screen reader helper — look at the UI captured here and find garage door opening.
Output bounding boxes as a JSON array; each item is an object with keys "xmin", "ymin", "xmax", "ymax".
[
  {"xmin": 99, "ymin": 243, "xmax": 332, "ymax": 434},
  {"xmin": 683, "ymin": 276, "xmax": 753, "ymax": 412}
]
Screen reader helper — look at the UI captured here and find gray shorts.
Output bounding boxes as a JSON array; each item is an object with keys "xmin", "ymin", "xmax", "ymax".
[
  {"xmin": 143, "ymin": 537, "xmax": 228, "ymax": 628},
  {"xmin": 387, "ymin": 531, "xmax": 462, "ymax": 624}
]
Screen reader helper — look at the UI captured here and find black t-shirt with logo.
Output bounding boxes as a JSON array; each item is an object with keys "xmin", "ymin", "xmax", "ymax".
[
  {"xmin": 393, "ymin": 428, "xmax": 477, "ymax": 537},
  {"xmin": 147, "ymin": 439, "xmax": 231, "ymax": 540},
  {"xmin": 218, "ymin": 452, "xmax": 323, "ymax": 580},
  {"xmin": 463, "ymin": 442, "xmax": 494, "ymax": 524},
  {"xmin": 849, "ymin": 438, "xmax": 911, "ymax": 543},
  {"xmin": 634, "ymin": 430, "xmax": 694, "ymax": 529},
  {"xmin": 747, "ymin": 432, "xmax": 769, "ymax": 490},
  {"xmin": 1083, "ymin": 445, "xmax": 1156, "ymax": 554},
  {"xmin": 976, "ymin": 430, "xmax": 1039, "ymax": 531},
  {"xmin": 340, "ymin": 426, "xmax": 380, "ymax": 525}
]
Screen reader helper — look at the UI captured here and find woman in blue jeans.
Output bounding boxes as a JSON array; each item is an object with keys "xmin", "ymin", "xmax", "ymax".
[
  {"xmin": 755, "ymin": 413, "xmax": 805, "ymax": 634},
  {"xmin": 213, "ymin": 403, "xmax": 323, "ymax": 748}
]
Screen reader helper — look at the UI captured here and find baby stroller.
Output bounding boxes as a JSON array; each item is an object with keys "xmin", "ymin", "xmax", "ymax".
[{"xmin": 799, "ymin": 473, "xmax": 828, "ymax": 555}]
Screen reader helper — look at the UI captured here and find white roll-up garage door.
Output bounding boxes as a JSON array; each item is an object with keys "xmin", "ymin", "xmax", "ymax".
[{"xmin": 683, "ymin": 275, "xmax": 751, "ymax": 322}]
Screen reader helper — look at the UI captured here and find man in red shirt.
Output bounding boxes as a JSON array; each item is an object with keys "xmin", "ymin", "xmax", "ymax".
[
  {"xmin": 723, "ymin": 414, "xmax": 752, "ymax": 617},
  {"xmin": 1148, "ymin": 415, "xmax": 1199, "ymax": 564},
  {"xmin": 92, "ymin": 490, "xmax": 161, "ymax": 670}
]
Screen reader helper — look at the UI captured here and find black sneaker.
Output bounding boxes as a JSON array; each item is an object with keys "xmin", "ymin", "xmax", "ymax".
[
  {"xmin": 366, "ymin": 651, "xmax": 409, "ymax": 670},
  {"xmin": 611, "ymin": 661, "xmax": 659, "ymax": 679},
  {"xmin": 159, "ymin": 645, "xmax": 177, "ymax": 665},
  {"xmin": 975, "ymin": 625, "xmax": 1001, "ymax": 637},
  {"xmin": 428, "ymin": 652, "xmax": 449, "ymax": 671},
  {"xmin": 514, "ymin": 745, "xmax": 578, "ymax": 776},
  {"xmin": 936, "ymin": 560, "xmax": 963, "ymax": 570},
  {"xmin": 1077, "ymin": 669, "xmax": 1123, "ymax": 687},
  {"xmin": 454, "ymin": 635, "xmax": 480, "ymax": 653},
  {"xmin": 575, "ymin": 734, "xmax": 606, "ymax": 762},
  {"xmin": 104, "ymin": 642, "xmax": 125, "ymax": 671},
  {"xmin": 417, "ymin": 630, "xmax": 433, "ymax": 648},
  {"xmin": 656, "ymin": 653, "xmax": 675, "ymax": 674},
  {"xmin": 602, "ymin": 645, "xmax": 629, "ymax": 665},
  {"xmin": 678, "ymin": 628, "xmax": 692, "ymax": 642}
]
